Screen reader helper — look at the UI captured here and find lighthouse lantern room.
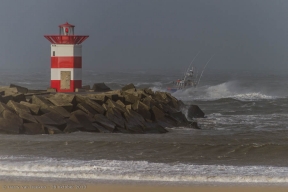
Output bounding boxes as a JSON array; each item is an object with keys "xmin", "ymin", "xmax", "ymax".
[{"xmin": 44, "ymin": 22, "xmax": 89, "ymax": 92}]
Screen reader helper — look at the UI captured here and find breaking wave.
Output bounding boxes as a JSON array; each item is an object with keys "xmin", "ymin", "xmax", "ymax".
[
  {"xmin": 1, "ymin": 156, "xmax": 288, "ymax": 184},
  {"xmin": 172, "ymin": 81, "xmax": 279, "ymax": 101}
]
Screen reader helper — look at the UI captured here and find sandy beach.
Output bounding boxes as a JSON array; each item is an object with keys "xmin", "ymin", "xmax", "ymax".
[{"xmin": 1, "ymin": 182, "xmax": 288, "ymax": 192}]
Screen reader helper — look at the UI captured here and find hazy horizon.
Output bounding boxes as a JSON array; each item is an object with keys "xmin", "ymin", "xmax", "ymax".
[{"xmin": 0, "ymin": 0, "xmax": 288, "ymax": 74}]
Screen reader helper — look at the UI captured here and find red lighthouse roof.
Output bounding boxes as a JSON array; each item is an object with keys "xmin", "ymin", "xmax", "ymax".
[
  {"xmin": 44, "ymin": 22, "xmax": 88, "ymax": 44},
  {"xmin": 59, "ymin": 22, "xmax": 75, "ymax": 28}
]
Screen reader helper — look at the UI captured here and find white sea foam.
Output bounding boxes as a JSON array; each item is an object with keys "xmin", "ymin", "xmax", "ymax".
[
  {"xmin": 173, "ymin": 81, "xmax": 278, "ymax": 101},
  {"xmin": 1, "ymin": 156, "xmax": 288, "ymax": 183}
]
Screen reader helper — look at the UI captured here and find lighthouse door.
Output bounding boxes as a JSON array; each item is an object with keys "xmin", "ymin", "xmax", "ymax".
[{"xmin": 60, "ymin": 71, "xmax": 71, "ymax": 90}]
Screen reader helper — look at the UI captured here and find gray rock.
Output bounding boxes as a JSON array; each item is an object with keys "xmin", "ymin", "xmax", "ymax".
[
  {"xmin": 143, "ymin": 120, "xmax": 168, "ymax": 133},
  {"xmin": 144, "ymin": 88, "xmax": 154, "ymax": 95},
  {"xmin": 23, "ymin": 123, "xmax": 45, "ymax": 135},
  {"xmin": 105, "ymin": 108, "xmax": 126, "ymax": 129},
  {"xmin": 124, "ymin": 110, "xmax": 145, "ymax": 133},
  {"xmin": 121, "ymin": 83, "xmax": 136, "ymax": 91},
  {"xmin": 94, "ymin": 114, "xmax": 116, "ymax": 132},
  {"xmin": 150, "ymin": 106, "xmax": 165, "ymax": 121},
  {"xmin": 169, "ymin": 112, "xmax": 189, "ymax": 126},
  {"xmin": 19, "ymin": 101, "xmax": 41, "ymax": 115},
  {"xmin": 34, "ymin": 115, "xmax": 58, "ymax": 126},
  {"xmin": 54, "ymin": 93, "xmax": 76, "ymax": 104},
  {"xmin": 11, "ymin": 93, "xmax": 26, "ymax": 103},
  {"xmin": 2, "ymin": 110, "xmax": 23, "ymax": 125},
  {"xmin": 85, "ymin": 99, "xmax": 106, "ymax": 114},
  {"xmin": 92, "ymin": 123, "xmax": 111, "ymax": 133},
  {"xmin": 42, "ymin": 112, "xmax": 67, "ymax": 129},
  {"xmin": 77, "ymin": 102, "xmax": 97, "ymax": 116},
  {"xmin": 47, "ymin": 88, "xmax": 56, "ymax": 93},
  {"xmin": 48, "ymin": 106, "xmax": 71, "ymax": 118},
  {"xmin": 91, "ymin": 94, "xmax": 106, "ymax": 105},
  {"xmin": 7, "ymin": 100, "xmax": 31, "ymax": 114},
  {"xmin": 10, "ymin": 84, "xmax": 28, "ymax": 94},
  {"xmin": 19, "ymin": 112, "xmax": 38, "ymax": 123},
  {"xmin": 82, "ymin": 85, "xmax": 91, "ymax": 90},
  {"xmin": 31, "ymin": 95, "xmax": 53, "ymax": 109},
  {"xmin": 1, "ymin": 95, "xmax": 13, "ymax": 104},
  {"xmin": 106, "ymin": 99, "xmax": 127, "ymax": 113},
  {"xmin": 92, "ymin": 83, "xmax": 112, "ymax": 92},
  {"xmin": 187, "ymin": 105, "xmax": 205, "ymax": 118},
  {"xmin": 132, "ymin": 101, "xmax": 151, "ymax": 120},
  {"xmin": 124, "ymin": 93, "xmax": 139, "ymax": 105},
  {"xmin": 63, "ymin": 119, "xmax": 83, "ymax": 133},
  {"xmin": 0, "ymin": 102, "xmax": 14, "ymax": 114},
  {"xmin": 69, "ymin": 110, "xmax": 98, "ymax": 132},
  {"xmin": 48, "ymin": 97, "xmax": 74, "ymax": 112},
  {"xmin": 44, "ymin": 125, "xmax": 63, "ymax": 134},
  {"xmin": 0, "ymin": 118, "xmax": 22, "ymax": 134}
]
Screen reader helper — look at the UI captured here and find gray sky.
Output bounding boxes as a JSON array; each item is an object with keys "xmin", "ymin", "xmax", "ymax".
[{"xmin": 0, "ymin": 0, "xmax": 288, "ymax": 73}]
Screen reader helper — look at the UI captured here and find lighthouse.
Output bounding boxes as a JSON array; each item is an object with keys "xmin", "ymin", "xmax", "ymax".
[{"xmin": 44, "ymin": 22, "xmax": 89, "ymax": 92}]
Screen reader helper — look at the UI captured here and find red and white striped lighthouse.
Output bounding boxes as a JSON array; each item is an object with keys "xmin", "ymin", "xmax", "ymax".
[{"xmin": 44, "ymin": 22, "xmax": 89, "ymax": 92}]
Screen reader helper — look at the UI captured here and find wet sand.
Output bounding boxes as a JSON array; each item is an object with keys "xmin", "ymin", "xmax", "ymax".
[{"xmin": 1, "ymin": 182, "xmax": 288, "ymax": 192}]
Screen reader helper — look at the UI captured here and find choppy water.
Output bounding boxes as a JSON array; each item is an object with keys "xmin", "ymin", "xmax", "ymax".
[{"xmin": 1, "ymin": 67, "xmax": 288, "ymax": 184}]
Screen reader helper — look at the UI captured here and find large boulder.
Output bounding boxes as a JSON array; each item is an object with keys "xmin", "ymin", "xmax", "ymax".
[
  {"xmin": 48, "ymin": 106, "xmax": 71, "ymax": 118},
  {"xmin": 168, "ymin": 112, "xmax": 189, "ymax": 126},
  {"xmin": 7, "ymin": 100, "xmax": 31, "ymax": 114},
  {"xmin": 0, "ymin": 102, "xmax": 14, "ymax": 113},
  {"xmin": 85, "ymin": 99, "xmax": 106, "ymax": 114},
  {"xmin": 132, "ymin": 101, "xmax": 151, "ymax": 120},
  {"xmin": 92, "ymin": 83, "xmax": 112, "ymax": 92},
  {"xmin": 123, "ymin": 110, "xmax": 145, "ymax": 133},
  {"xmin": 124, "ymin": 93, "xmax": 139, "ymax": 105},
  {"xmin": 106, "ymin": 99, "xmax": 127, "ymax": 113},
  {"xmin": 187, "ymin": 105, "xmax": 205, "ymax": 118},
  {"xmin": 48, "ymin": 96, "xmax": 74, "ymax": 112},
  {"xmin": 154, "ymin": 91, "xmax": 170, "ymax": 104},
  {"xmin": 121, "ymin": 83, "xmax": 136, "ymax": 92},
  {"xmin": 92, "ymin": 123, "xmax": 111, "ymax": 133},
  {"xmin": 19, "ymin": 112, "xmax": 38, "ymax": 123},
  {"xmin": 94, "ymin": 114, "xmax": 116, "ymax": 132},
  {"xmin": 53, "ymin": 93, "xmax": 76, "ymax": 104},
  {"xmin": 69, "ymin": 110, "xmax": 99, "ymax": 132},
  {"xmin": 143, "ymin": 88, "xmax": 154, "ymax": 95},
  {"xmin": 0, "ymin": 118, "xmax": 22, "ymax": 134},
  {"xmin": 2, "ymin": 110, "xmax": 23, "ymax": 126},
  {"xmin": 77, "ymin": 102, "xmax": 97, "ymax": 116},
  {"xmin": 1, "ymin": 95, "xmax": 13, "ymax": 104},
  {"xmin": 31, "ymin": 95, "xmax": 53, "ymax": 109},
  {"xmin": 10, "ymin": 84, "xmax": 28, "ymax": 94},
  {"xmin": 105, "ymin": 108, "xmax": 126, "ymax": 129},
  {"xmin": 42, "ymin": 112, "xmax": 67, "ymax": 129},
  {"xmin": 143, "ymin": 120, "xmax": 168, "ymax": 133},
  {"xmin": 11, "ymin": 93, "xmax": 26, "ymax": 103},
  {"xmin": 90, "ymin": 94, "xmax": 106, "ymax": 105},
  {"xmin": 23, "ymin": 123, "xmax": 45, "ymax": 135},
  {"xmin": 150, "ymin": 106, "xmax": 165, "ymax": 121},
  {"xmin": 44, "ymin": 125, "xmax": 63, "ymax": 134},
  {"xmin": 63, "ymin": 119, "xmax": 83, "ymax": 133},
  {"xmin": 20, "ymin": 101, "xmax": 41, "ymax": 115}
]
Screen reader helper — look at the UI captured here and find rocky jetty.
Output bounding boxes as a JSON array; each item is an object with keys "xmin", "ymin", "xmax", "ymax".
[{"xmin": 0, "ymin": 83, "xmax": 199, "ymax": 135}]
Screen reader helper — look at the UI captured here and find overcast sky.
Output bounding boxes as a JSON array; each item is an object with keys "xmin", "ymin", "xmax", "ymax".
[{"xmin": 0, "ymin": 0, "xmax": 288, "ymax": 73}]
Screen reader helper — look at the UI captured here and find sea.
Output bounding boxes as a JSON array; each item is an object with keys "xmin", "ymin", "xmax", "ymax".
[{"xmin": 1, "ymin": 67, "xmax": 288, "ymax": 186}]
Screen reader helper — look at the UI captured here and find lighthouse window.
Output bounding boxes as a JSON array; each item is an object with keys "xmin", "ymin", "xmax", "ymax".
[{"xmin": 53, "ymin": 51, "xmax": 55, "ymax": 56}]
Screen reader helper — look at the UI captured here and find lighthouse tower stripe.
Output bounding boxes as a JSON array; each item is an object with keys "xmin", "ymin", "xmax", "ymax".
[
  {"xmin": 50, "ymin": 44, "xmax": 83, "ymax": 92},
  {"xmin": 51, "ymin": 57, "xmax": 82, "ymax": 68},
  {"xmin": 51, "ymin": 44, "xmax": 82, "ymax": 57}
]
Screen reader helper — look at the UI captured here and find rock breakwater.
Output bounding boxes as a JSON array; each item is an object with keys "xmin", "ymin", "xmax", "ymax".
[{"xmin": 0, "ymin": 83, "xmax": 198, "ymax": 134}]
